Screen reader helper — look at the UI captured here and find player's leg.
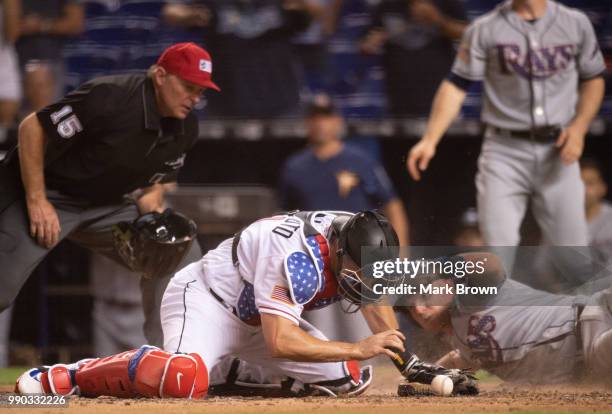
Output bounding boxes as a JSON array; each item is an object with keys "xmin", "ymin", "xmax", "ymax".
[
  {"xmin": 16, "ymin": 260, "xmax": 217, "ymax": 400},
  {"xmin": 475, "ymin": 136, "xmax": 532, "ymax": 247},
  {"xmin": 531, "ymin": 152, "xmax": 592, "ymax": 286},
  {"xmin": 0, "ymin": 191, "xmax": 82, "ymax": 311},
  {"xmin": 226, "ymin": 318, "xmax": 371, "ymax": 397},
  {"xmin": 581, "ymin": 287, "xmax": 612, "ymax": 382},
  {"xmin": 140, "ymin": 240, "xmax": 201, "ymax": 346},
  {"xmin": 15, "ymin": 346, "xmax": 209, "ymax": 399},
  {"xmin": 160, "ymin": 261, "xmax": 252, "ymax": 370},
  {"xmin": 531, "ymin": 151, "xmax": 588, "ymax": 245}
]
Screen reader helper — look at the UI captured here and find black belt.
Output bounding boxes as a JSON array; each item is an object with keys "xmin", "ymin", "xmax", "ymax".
[
  {"xmin": 209, "ymin": 288, "xmax": 238, "ymax": 317},
  {"xmin": 489, "ymin": 125, "xmax": 561, "ymax": 143}
]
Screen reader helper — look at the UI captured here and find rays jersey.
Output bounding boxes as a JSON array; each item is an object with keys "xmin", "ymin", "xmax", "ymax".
[{"xmin": 449, "ymin": 279, "xmax": 584, "ymax": 383}]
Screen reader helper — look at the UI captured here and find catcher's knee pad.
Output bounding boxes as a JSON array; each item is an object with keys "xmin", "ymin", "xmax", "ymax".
[{"xmin": 76, "ymin": 345, "xmax": 209, "ymax": 399}]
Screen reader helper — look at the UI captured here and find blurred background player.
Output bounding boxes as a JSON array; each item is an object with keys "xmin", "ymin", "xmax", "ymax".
[
  {"xmin": 280, "ymin": 94, "xmax": 409, "ymax": 245},
  {"xmin": 279, "ymin": 94, "xmax": 409, "ymax": 344},
  {"xmin": 291, "ymin": 0, "xmax": 340, "ymax": 97},
  {"xmin": 407, "ymin": 0, "xmax": 606, "ymax": 285},
  {"xmin": 163, "ymin": 0, "xmax": 314, "ymax": 118},
  {"xmin": 361, "ymin": 0, "xmax": 467, "ymax": 118},
  {"xmin": 0, "ymin": 0, "xmax": 21, "ymax": 130},
  {"xmin": 0, "ymin": 0, "xmax": 22, "ymax": 369},
  {"xmin": 16, "ymin": 0, "xmax": 84, "ymax": 112},
  {"xmin": 581, "ymin": 158, "xmax": 612, "ymax": 273}
]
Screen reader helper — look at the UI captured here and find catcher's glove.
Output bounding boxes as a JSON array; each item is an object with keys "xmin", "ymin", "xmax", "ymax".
[
  {"xmin": 112, "ymin": 208, "xmax": 197, "ymax": 279},
  {"xmin": 406, "ymin": 360, "xmax": 479, "ymax": 395}
]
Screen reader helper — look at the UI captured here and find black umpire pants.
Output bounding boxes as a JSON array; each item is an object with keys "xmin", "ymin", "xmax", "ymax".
[{"xmin": 0, "ymin": 189, "xmax": 202, "ymax": 347}]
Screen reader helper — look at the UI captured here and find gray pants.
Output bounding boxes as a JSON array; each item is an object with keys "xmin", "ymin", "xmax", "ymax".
[
  {"xmin": 0, "ymin": 307, "xmax": 11, "ymax": 367},
  {"xmin": 476, "ymin": 131, "xmax": 588, "ymax": 247},
  {"xmin": 476, "ymin": 132, "xmax": 592, "ymax": 285},
  {"xmin": 0, "ymin": 189, "xmax": 201, "ymax": 346}
]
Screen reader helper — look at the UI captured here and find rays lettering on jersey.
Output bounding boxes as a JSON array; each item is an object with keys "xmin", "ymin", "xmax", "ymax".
[
  {"xmin": 466, "ymin": 314, "xmax": 503, "ymax": 365},
  {"xmin": 497, "ymin": 44, "xmax": 575, "ymax": 79}
]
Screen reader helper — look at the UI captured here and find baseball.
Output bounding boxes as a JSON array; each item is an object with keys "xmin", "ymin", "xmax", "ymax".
[{"xmin": 431, "ymin": 375, "xmax": 453, "ymax": 396}]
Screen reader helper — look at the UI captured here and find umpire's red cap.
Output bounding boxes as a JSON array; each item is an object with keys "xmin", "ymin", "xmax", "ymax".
[{"xmin": 157, "ymin": 42, "xmax": 221, "ymax": 92}]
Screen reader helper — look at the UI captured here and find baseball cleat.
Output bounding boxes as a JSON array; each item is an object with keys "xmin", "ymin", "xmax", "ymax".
[{"xmin": 15, "ymin": 364, "xmax": 78, "ymax": 396}]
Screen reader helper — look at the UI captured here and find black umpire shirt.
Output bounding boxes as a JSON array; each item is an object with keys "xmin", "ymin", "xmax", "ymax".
[{"xmin": 26, "ymin": 73, "xmax": 198, "ymax": 205}]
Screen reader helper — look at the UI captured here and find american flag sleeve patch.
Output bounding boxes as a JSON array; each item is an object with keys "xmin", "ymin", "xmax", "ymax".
[{"xmin": 271, "ymin": 285, "xmax": 294, "ymax": 306}]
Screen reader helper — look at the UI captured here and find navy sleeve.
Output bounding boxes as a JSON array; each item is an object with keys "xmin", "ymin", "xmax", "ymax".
[
  {"xmin": 360, "ymin": 155, "xmax": 397, "ymax": 206},
  {"xmin": 447, "ymin": 72, "xmax": 475, "ymax": 91}
]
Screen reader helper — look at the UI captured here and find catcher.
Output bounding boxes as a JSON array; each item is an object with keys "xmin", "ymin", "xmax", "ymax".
[
  {"xmin": 397, "ymin": 252, "xmax": 612, "ymax": 384},
  {"xmin": 16, "ymin": 210, "xmax": 477, "ymax": 398}
]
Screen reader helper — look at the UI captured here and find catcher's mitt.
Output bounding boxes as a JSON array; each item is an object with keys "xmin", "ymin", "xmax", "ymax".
[
  {"xmin": 406, "ymin": 360, "xmax": 479, "ymax": 395},
  {"xmin": 111, "ymin": 208, "xmax": 197, "ymax": 279}
]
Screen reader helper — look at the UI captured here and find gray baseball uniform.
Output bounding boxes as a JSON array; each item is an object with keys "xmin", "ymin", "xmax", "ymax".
[
  {"xmin": 90, "ymin": 254, "xmax": 147, "ymax": 357},
  {"xmin": 588, "ymin": 202, "xmax": 612, "ymax": 273},
  {"xmin": 451, "ymin": 0, "xmax": 605, "ymax": 248},
  {"xmin": 449, "ymin": 279, "xmax": 612, "ymax": 383}
]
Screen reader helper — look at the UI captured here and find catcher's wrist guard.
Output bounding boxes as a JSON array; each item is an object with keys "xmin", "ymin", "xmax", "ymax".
[{"xmin": 387, "ymin": 348, "xmax": 420, "ymax": 378}]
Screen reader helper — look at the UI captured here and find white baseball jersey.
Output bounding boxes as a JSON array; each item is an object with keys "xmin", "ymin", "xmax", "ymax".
[
  {"xmin": 202, "ymin": 211, "xmax": 346, "ymax": 326},
  {"xmin": 160, "ymin": 211, "xmax": 358, "ymax": 387},
  {"xmin": 452, "ymin": 0, "xmax": 605, "ymax": 130}
]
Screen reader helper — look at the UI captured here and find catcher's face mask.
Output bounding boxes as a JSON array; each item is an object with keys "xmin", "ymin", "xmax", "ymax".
[{"xmin": 112, "ymin": 209, "xmax": 197, "ymax": 279}]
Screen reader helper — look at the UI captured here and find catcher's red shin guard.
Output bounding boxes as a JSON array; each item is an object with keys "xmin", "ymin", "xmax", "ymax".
[{"xmin": 75, "ymin": 346, "xmax": 209, "ymax": 399}]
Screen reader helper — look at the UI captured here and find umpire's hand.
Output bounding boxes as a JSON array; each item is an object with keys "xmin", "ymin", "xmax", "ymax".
[{"xmin": 26, "ymin": 196, "xmax": 61, "ymax": 248}]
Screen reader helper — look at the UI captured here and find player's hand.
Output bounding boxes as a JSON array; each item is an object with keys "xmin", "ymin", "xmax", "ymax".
[
  {"xmin": 410, "ymin": 0, "xmax": 444, "ymax": 27},
  {"xmin": 26, "ymin": 196, "xmax": 61, "ymax": 248},
  {"xmin": 360, "ymin": 29, "xmax": 386, "ymax": 54},
  {"xmin": 407, "ymin": 139, "xmax": 437, "ymax": 181},
  {"xmin": 555, "ymin": 124, "xmax": 586, "ymax": 165},
  {"xmin": 20, "ymin": 14, "xmax": 44, "ymax": 35},
  {"xmin": 353, "ymin": 330, "xmax": 406, "ymax": 360}
]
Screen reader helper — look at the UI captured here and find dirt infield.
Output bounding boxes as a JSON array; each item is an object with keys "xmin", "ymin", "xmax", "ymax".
[{"xmin": 2, "ymin": 362, "xmax": 610, "ymax": 414}]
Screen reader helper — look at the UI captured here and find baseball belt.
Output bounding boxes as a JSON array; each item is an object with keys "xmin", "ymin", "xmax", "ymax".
[
  {"xmin": 489, "ymin": 125, "xmax": 561, "ymax": 143},
  {"xmin": 209, "ymin": 288, "xmax": 238, "ymax": 317}
]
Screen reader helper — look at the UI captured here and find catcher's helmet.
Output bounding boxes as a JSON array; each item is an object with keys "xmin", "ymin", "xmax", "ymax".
[
  {"xmin": 112, "ymin": 208, "xmax": 197, "ymax": 279},
  {"xmin": 330, "ymin": 210, "xmax": 399, "ymax": 308}
]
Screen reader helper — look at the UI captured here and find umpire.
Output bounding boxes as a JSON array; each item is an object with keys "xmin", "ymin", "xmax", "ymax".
[{"xmin": 0, "ymin": 42, "xmax": 220, "ymax": 345}]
